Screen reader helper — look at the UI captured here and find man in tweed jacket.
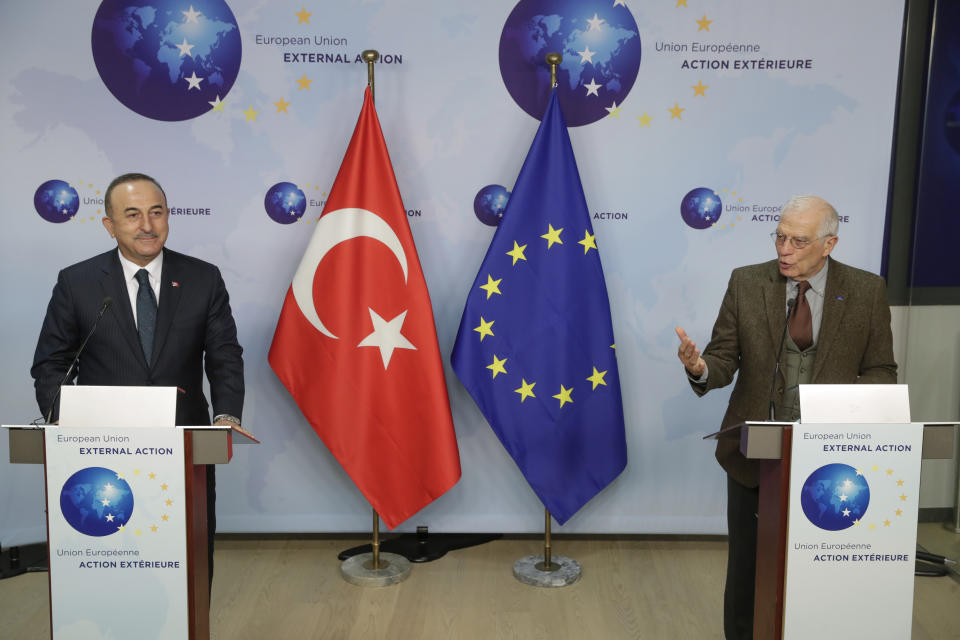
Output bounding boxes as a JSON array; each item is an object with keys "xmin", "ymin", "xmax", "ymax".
[{"xmin": 675, "ymin": 195, "xmax": 897, "ymax": 639}]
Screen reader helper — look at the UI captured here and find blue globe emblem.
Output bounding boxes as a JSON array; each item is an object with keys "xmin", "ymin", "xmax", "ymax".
[
  {"xmin": 264, "ymin": 182, "xmax": 307, "ymax": 224},
  {"xmin": 499, "ymin": 0, "xmax": 642, "ymax": 126},
  {"xmin": 474, "ymin": 184, "xmax": 511, "ymax": 226},
  {"xmin": 60, "ymin": 467, "xmax": 134, "ymax": 537},
  {"xmin": 91, "ymin": 0, "xmax": 242, "ymax": 121},
  {"xmin": 945, "ymin": 90, "xmax": 960, "ymax": 155},
  {"xmin": 34, "ymin": 180, "xmax": 81, "ymax": 223},
  {"xmin": 680, "ymin": 187, "xmax": 722, "ymax": 230},
  {"xmin": 800, "ymin": 463, "xmax": 870, "ymax": 531}
]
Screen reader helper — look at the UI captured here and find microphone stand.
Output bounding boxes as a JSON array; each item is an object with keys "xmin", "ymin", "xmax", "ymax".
[
  {"xmin": 768, "ymin": 297, "xmax": 796, "ymax": 421},
  {"xmin": 44, "ymin": 297, "xmax": 113, "ymax": 424}
]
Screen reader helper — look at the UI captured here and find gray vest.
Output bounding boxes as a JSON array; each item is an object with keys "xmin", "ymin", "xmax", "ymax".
[{"xmin": 777, "ymin": 334, "xmax": 816, "ymax": 422}]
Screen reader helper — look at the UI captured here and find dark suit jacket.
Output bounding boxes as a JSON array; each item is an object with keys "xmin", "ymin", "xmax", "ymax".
[
  {"xmin": 32, "ymin": 248, "xmax": 244, "ymax": 426},
  {"xmin": 693, "ymin": 257, "xmax": 897, "ymax": 487}
]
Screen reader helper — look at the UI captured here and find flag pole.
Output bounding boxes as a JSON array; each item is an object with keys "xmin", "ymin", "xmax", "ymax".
[
  {"xmin": 510, "ymin": 52, "xmax": 581, "ymax": 588},
  {"xmin": 536, "ymin": 508, "xmax": 559, "ymax": 571},
  {"xmin": 338, "ymin": 47, "xmax": 412, "ymax": 588},
  {"xmin": 362, "ymin": 49, "xmax": 379, "ymax": 103},
  {"xmin": 372, "ymin": 508, "xmax": 381, "ymax": 570},
  {"xmin": 546, "ymin": 51, "xmax": 561, "ymax": 89}
]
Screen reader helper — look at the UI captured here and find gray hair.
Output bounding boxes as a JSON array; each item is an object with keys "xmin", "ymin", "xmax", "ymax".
[{"xmin": 781, "ymin": 195, "xmax": 839, "ymax": 239}]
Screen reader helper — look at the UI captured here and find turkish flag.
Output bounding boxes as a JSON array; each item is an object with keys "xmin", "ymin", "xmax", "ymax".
[{"xmin": 269, "ymin": 87, "xmax": 461, "ymax": 529}]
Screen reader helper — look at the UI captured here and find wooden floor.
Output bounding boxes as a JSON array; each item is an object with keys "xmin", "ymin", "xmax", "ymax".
[{"xmin": 3, "ymin": 525, "xmax": 960, "ymax": 639}]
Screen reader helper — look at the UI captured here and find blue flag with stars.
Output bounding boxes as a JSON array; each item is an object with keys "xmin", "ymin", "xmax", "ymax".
[{"xmin": 451, "ymin": 90, "xmax": 627, "ymax": 525}]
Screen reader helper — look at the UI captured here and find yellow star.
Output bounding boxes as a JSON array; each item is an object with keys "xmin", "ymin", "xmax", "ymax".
[
  {"xmin": 676, "ymin": 0, "xmax": 688, "ymax": 6},
  {"xmin": 296, "ymin": 74, "xmax": 312, "ymax": 90},
  {"xmin": 117, "ymin": 524, "xmax": 125, "ymax": 531},
  {"xmin": 151, "ymin": 525, "xmax": 159, "ymax": 532},
  {"xmin": 506, "ymin": 241, "xmax": 528, "ymax": 265},
  {"xmin": 165, "ymin": 498, "xmax": 174, "ymax": 506},
  {"xmin": 274, "ymin": 97, "xmax": 291, "ymax": 113},
  {"xmin": 856, "ymin": 468, "xmax": 864, "ymax": 475},
  {"xmin": 605, "ymin": 101, "xmax": 622, "ymax": 118},
  {"xmin": 852, "ymin": 519, "xmax": 860, "ymax": 526},
  {"xmin": 668, "ymin": 103, "xmax": 686, "ymax": 119},
  {"xmin": 541, "ymin": 223, "xmax": 564, "ymax": 248},
  {"xmin": 899, "ymin": 493, "xmax": 907, "ymax": 501},
  {"xmin": 162, "ymin": 514, "xmax": 169, "ymax": 521},
  {"xmin": 295, "ymin": 7, "xmax": 312, "ymax": 23},
  {"xmin": 479, "ymin": 274, "xmax": 503, "ymax": 299},
  {"xmin": 696, "ymin": 14, "xmax": 712, "ymax": 31},
  {"xmin": 636, "ymin": 112, "xmax": 653, "ymax": 127},
  {"xmin": 883, "ymin": 520, "xmax": 891, "ymax": 527},
  {"xmin": 515, "ymin": 379, "xmax": 536, "ymax": 403},
  {"xmin": 160, "ymin": 483, "xmax": 169, "ymax": 491},
  {"xmin": 474, "ymin": 317, "xmax": 495, "ymax": 341},
  {"xmin": 885, "ymin": 468, "xmax": 894, "ymax": 475},
  {"xmin": 587, "ymin": 367, "xmax": 608, "ymax": 389},
  {"xmin": 487, "ymin": 355, "xmax": 508, "ymax": 379},
  {"xmin": 133, "ymin": 469, "xmax": 141, "ymax": 475},
  {"xmin": 872, "ymin": 465, "xmax": 879, "ymax": 471},
  {"xmin": 896, "ymin": 479, "xmax": 904, "ymax": 486},
  {"xmin": 135, "ymin": 529, "xmax": 143, "ymax": 536},
  {"xmin": 692, "ymin": 81, "xmax": 708, "ymax": 97},
  {"xmin": 208, "ymin": 95, "xmax": 225, "ymax": 112},
  {"xmin": 148, "ymin": 472, "xmax": 156, "ymax": 479},
  {"xmin": 552, "ymin": 385, "xmax": 574, "ymax": 408},
  {"xmin": 242, "ymin": 106, "xmax": 259, "ymax": 122},
  {"xmin": 578, "ymin": 230, "xmax": 597, "ymax": 254},
  {"xmin": 895, "ymin": 509, "xmax": 902, "ymax": 516},
  {"xmin": 868, "ymin": 523, "xmax": 876, "ymax": 530}
]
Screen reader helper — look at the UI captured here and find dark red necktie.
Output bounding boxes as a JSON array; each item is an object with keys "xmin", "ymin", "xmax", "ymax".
[{"xmin": 789, "ymin": 280, "xmax": 813, "ymax": 350}]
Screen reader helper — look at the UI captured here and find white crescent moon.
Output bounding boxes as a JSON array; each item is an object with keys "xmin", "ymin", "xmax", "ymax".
[{"xmin": 291, "ymin": 208, "xmax": 408, "ymax": 339}]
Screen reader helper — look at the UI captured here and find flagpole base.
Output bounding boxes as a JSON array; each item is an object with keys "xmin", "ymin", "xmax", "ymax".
[
  {"xmin": 340, "ymin": 552, "xmax": 411, "ymax": 587},
  {"xmin": 513, "ymin": 554, "xmax": 581, "ymax": 588}
]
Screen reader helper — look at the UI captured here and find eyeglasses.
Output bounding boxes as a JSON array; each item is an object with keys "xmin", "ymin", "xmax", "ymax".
[{"xmin": 770, "ymin": 231, "xmax": 831, "ymax": 250}]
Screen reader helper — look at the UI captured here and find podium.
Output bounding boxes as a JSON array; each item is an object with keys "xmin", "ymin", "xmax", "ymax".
[
  {"xmin": 3, "ymin": 386, "xmax": 257, "ymax": 640},
  {"xmin": 708, "ymin": 415, "xmax": 955, "ymax": 639}
]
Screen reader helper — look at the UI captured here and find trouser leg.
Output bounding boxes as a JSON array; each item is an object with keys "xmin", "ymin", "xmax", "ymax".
[{"xmin": 724, "ymin": 475, "xmax": 759, "ymax": 640}]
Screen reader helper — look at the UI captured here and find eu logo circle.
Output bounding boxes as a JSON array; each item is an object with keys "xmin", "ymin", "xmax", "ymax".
[
  {"xmin": 800, "ymin": 463, "xmax": 870, "ymax": 531},
  {"xmin": 60, "ymin": 467, "xmax": 135, "ymax": 536}
]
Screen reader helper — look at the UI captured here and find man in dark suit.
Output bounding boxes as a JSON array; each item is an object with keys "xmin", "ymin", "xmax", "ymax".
[
  {"xmin": 674, "ymin": 195, "xmax": 897, "ymax": 639},
  {"xmin": 31, "ymin": 172, "xmax": 244, "ymax": 593}
]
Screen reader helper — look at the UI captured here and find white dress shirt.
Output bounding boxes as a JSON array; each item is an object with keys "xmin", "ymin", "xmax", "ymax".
[{"xmin": 117, "ymin": 249, "xmax": 163, "ymax": 328}]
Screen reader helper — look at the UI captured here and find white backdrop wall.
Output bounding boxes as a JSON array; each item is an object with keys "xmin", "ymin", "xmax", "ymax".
[{"xmin": 0, "ymin": 0, "xmax": 905, "ymax": 543}]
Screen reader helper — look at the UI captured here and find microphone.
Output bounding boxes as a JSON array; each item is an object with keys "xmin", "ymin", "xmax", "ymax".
[
  {"xmin": 768, "ymin": 296, "xmax": 796, "ymax": 421},
  {"xmin": 44, "ymin": 297, "xmax": 113, "ymax": 424}
]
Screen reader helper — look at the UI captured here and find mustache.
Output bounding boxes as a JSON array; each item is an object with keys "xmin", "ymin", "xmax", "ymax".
[{"xmin": 134, "ymin": 232, "xmax": 159, "ymax": 239}]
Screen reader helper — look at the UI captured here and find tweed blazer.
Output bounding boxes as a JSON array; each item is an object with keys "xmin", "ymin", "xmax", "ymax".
[{"xmin": 692, "ymin": 257, "xmax": 897, "ymax": 487}]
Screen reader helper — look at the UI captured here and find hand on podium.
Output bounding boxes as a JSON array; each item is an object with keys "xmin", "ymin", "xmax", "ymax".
[{"xmin": 213, "ymin": 417, "xmax": 255, "ymax": 440}]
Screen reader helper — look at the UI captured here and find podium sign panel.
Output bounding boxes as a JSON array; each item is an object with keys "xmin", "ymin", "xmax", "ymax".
[
  {"xmin": 782, "ymin": 423, "xmax": 923, "ymax": 639},
  {"xmin": 45, "ymin": 427, "xmax": 188, "ymax": 639}
]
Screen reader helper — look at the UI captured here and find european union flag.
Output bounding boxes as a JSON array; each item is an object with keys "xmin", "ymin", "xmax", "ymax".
[{"xmin": 451, "ymin": 91, "xmax": 627, "ymax": 525}]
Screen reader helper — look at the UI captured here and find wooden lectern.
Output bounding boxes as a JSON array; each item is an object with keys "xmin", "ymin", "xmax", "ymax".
[
  {"xmin": 707, "ymin": 421, "xmax": 955, "ymax": 639},
  {"xmin": 3, "ymin": 385, "xmax": 257, "ymax": 640}
]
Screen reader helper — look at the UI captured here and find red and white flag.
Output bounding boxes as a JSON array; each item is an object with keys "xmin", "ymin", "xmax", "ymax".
[{"xmin": 269, "ymin": 88, "xmax": 461, "ymax": 529}]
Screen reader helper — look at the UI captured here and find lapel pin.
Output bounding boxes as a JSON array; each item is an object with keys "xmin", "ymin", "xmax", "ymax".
[
  {"xmin": 172, "ymin": 282, "xmax": 180, "ymax": 287},
  {"xmin": 836, "ymin": 295, "xmax": 844, "ymax": 301}
]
